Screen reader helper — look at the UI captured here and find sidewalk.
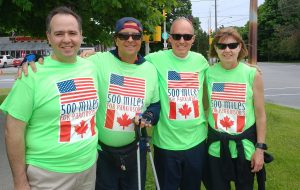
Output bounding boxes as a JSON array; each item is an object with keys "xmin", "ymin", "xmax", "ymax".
[{"xmin": 0, "ymin": 67, "xmax": 18, "ymax": 75}]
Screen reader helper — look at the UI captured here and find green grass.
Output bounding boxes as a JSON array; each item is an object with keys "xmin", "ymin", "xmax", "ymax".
[
  {"xmin": 264, "ymin": 104, "xmax": 300, "ymax": 190},
  {"xmin": 1, "ymin": 91, "xmax": 299, "ymax": 189},
  {"xmin": 145, "ymin": 104, "xmax": 300, "ymax": 190},
  {"xmin": 0, "ymin": 88, "xmax": 10, "ymax": 104}
]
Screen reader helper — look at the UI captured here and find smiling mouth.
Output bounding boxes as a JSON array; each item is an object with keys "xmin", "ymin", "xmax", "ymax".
[{"xmin": 62, "ymin": 46, "xmax": 73, "ymax": 49}]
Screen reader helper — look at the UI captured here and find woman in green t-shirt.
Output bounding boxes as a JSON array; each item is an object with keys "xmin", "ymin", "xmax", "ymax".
[{"xmin": 205, "ymin": 27, "xmax": 267, "ymax": 190}]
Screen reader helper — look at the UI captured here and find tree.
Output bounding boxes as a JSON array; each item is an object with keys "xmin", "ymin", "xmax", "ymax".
[
  {"xmin": 0, "ymin": 0, "xmax": 177, "ymax": 47},
  {"xmin": 256, "ymin": 0, "xmax": 300, "ymax": 61}
]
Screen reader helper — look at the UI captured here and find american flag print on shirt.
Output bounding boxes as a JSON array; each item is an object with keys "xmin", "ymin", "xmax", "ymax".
[
  {"xmin": 211, "ymin": 82, "xmax": 246, "ymax": 133},
  {"xmin": 57, "ymin": 78, "xmax": 98, "ymax": 104},
  {"xmin": 57, "ymin": 78, "xmax": 98, "ymax": 143},
  {"xmin": 168, "ymin": 71, "xmax": 199, "ymax": 120},
  {"xmin": 212, "ymin": 83, "xmax": 246, "ymax": 102},
  {"xmin": 105, "ymin": 73, "xmax": 145, "ymax": 131}
]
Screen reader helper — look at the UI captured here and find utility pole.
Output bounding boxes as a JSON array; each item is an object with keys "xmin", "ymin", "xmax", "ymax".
[
  {"xmin": 249, "ymin": 0, "xmax": 258, "ymax": 65},
  {"xmin": 162, "ymin": 9, "xmax": 168, "ymax": 50},
  {"xmin": 214, "ymin": 0, "xmax": 217, "ymax": 32}
]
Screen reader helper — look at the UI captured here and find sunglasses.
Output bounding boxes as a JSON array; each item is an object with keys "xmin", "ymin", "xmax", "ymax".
[
  {"xmin": 171, "ymin": 34, "xmax": 194, "ymax": 41},
  {"xmin": 216, "ymin": 43, "xmax": 239, "ymax": 50},
  {"xmin": 116, "ymin": 33, "xmax": 142, "ymax": 40}
]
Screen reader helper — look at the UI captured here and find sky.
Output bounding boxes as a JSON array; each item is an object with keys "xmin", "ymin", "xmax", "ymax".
[{"xmin": 191, "ymin": 0, "xmax": 265, "ymax": 33}]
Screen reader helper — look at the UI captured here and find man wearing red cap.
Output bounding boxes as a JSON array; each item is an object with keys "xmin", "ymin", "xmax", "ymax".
[{"xmin": 88, "ymin": 17, "xmax": 160, "ymax": 190}]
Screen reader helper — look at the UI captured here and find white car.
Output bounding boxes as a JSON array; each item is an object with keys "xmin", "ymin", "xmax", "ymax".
[{"xmin": 0, "ymin": 55, "xmax": 14, "ymax": 68}]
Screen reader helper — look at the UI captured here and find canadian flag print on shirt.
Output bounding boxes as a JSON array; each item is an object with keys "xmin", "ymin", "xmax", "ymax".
[
  {"xmin": 211, "ymin": 82, "xmax": 246, "ymax": 133},
  {"xmin": 104, "ymin": 73, "xmax": 145, "ymax": 132},
  {"xmin": 57, "ymin": 78, "xmax": 99, "ymax": 143},
  {"xmin": 167, "ymin": 71, "xmax": 200, "ymax": 120}
]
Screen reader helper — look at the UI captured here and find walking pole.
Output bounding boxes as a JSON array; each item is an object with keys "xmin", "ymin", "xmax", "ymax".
[
  {"xmin": 141, "ymin": 128, "xmax": 161, "ymax": 190},
  {"xmin": 135, "ymin": 125, "xmax": 142, "ymax": 190}
]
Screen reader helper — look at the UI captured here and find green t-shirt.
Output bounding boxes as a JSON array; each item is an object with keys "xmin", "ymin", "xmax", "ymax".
[
  {"xmin": 88, "ymin": 52, "xmax": 159, "ymax": 147},
  {"xmin": 146, "ymin": 50, "xmax": 209, "ymax": 150},
  {"xmin": 206, "ymin": 62, "xmax": 257, "ymax": 160},
  {"xmin": 0, "ymin": 56, "xmax": 99, "ymax": 173}
]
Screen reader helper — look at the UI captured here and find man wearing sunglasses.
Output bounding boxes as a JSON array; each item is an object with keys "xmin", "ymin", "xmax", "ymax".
[
  {"xmin": 19, "ymin": 17, "xmax": 160, "ymax": 190},
  {"xmin": 87, "ymin": 17, "xmax": 160, "ymax": 190},
  {"xmin": 145, "ymin": 17, "xmax": 209, "ymax": 190}
]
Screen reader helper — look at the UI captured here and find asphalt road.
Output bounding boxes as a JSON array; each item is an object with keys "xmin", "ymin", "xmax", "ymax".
[
  {"xmin": 0, "ymin": 62, "xmax": 299, "ymax": 188},
  {"xmin": 259, "ymin": 62, "xmax": 300, "ymax": 110}
]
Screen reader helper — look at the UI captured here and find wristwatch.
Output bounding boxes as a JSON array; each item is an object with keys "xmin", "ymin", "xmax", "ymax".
[{"xmin": 255, "ymin": 143, "xmax": 268, "ymax": 150}]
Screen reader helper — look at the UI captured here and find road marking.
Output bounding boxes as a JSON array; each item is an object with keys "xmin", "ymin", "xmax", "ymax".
[
  {"xmin": 265, "ymin": 93, "xmax": 300, "ymax": 97},
  {"xmin": 265, "ymin": 87, "xmax": 300, "ymax": 90},
  {"xmin": 0, "ymin": 79, "xmax": 15, "ymax": 82}
]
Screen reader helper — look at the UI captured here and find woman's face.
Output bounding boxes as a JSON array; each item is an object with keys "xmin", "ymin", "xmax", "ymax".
[{"xmin": 215, "ymin": 36, "xmax": 241, "ymax": 65}]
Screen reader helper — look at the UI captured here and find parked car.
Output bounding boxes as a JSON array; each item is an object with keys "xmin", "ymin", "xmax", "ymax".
[
  {"xmin": 13, "ymin": 57, "xmax": 23, "ymax": 67},
  {"xmin": 0, "ymin": 55, "xmax": 14, "ymax": 68}
]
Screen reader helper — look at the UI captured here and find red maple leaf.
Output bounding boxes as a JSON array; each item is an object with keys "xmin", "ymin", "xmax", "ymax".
[
  {"xmin": 178, "ymin": 103, "xmax": 192, "ymax": 119},
  {"xmin": 117, "ymin": 113, "xmax": 132, "ymax": 130},
  {"xmin": 220, "ymin": 116, "xmax": 234, "ymax": 130},
  {"xmin": 74, "ymin": 120, "xmax": 88, "ymax": 138}
]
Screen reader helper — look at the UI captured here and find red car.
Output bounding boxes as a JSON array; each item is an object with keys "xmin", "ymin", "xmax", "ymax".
[{"xmin": 13, "ymin": 58, "xmax": 23, "ymax": 67}]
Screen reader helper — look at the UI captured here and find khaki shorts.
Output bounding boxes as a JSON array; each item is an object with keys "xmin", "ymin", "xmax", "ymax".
[{"xmin": 26, "ymin": 163, "xmax": 96, "ymax": 190}]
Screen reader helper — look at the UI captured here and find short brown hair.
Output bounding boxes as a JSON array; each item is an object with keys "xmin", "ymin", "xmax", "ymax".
[
  {"xmin": 209, "ymin": 27, "xmax": 248, "ymax": 61},
  {"xmin": 46, "ymin": 6, "xmax": 82, "ymax": 33}
]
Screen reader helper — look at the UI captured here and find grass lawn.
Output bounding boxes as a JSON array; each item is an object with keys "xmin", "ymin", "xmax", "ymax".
[
  {"xmin": 0, "ymin": 91, "xmax": 299, "ymax": 189},
  {"xmin": 145, "ymin": 104, "xmax": 300, "ymax": 189}
]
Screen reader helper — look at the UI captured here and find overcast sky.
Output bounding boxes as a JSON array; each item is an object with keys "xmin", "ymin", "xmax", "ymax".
[{"xmin": 191, "ymin": 0, "xmax": 265, "ymax": 32}]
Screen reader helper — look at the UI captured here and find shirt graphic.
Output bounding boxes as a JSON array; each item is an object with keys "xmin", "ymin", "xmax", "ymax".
[
  {"xmin": 167, "ymin": 71, "xmax": 199, "ymax": 120},
  {"xmin": 211, "ymin": 82, "xmax": 246, "ymax": 133},
  {"xmin": 105, "ymin": 73, "xmax": 145, "ymax": 132},
  {"xmin": 57, "ymin": 78, "xmax": 99, "ymax": 142}
]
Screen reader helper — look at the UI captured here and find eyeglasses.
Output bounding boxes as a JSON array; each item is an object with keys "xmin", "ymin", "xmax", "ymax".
[
  {"xmin": 170, "ymin": 34, "xmax": 194, "ymax": 41},
  {"xmin": 216, "ymin": 43, "xmax": 239, "ymax": 50},
  {"xmin": 116, "ymin": 33, "xmax": 142, "ymax": 40}
]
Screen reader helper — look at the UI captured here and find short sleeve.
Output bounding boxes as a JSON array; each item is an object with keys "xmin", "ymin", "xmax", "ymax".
[{"xmin": 0, "ymin": 78, "xmax": 34, "ymax": 123}]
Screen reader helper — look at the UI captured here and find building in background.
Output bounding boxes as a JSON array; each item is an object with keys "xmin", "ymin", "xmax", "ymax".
[
  {"xmin": 0, "ymin": 36, "xmax": 95, "ymax": 58},
  {"xmin": 0, "ymin": 36, "xmax": 51, "ymax": 58}
]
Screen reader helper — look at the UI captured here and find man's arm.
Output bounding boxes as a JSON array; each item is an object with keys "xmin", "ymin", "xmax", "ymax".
[
  {"xmin": 251, "ymin": 71, "xmax": 267, "ymax": 172},
  {"xmin": 5, "ymin": 114, "xmax": 30, "ymax": 190}
]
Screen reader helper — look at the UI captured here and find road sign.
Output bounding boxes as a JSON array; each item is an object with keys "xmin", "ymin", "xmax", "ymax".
[{"xmin": 162, "ymin": 32, "xmax": 168, "ymax": 40}]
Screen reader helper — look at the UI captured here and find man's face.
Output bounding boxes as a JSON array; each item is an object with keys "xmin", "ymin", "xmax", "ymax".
[
  {"xmin": 46, "ymin": 14, "xmax": 82, "ymax": 63},
  {"xmin": 115, "ymin": 27, "xmax": 142, "ymax": 59},
  {"xmin": 169, "ymin": 20, "xmax": 195, "ymax": 58}
]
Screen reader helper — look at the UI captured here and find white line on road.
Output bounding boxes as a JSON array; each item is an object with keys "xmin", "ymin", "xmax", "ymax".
[
  {"xmin": 0, "ymin": 79, "xmax": 15, "ymax": 82},
  {"xmin": 265, "ymin": 93, "xmax": 300, "ymax": 97},
  {"xmin": 265, "ymin": 87, "xmax": 300, "ymax": 90}
]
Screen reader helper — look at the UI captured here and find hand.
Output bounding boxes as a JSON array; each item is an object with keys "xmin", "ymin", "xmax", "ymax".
[
  {"xmin": 16, "ymin": 59, "xmax": 44, "ymax": 79},
  {"xmin": 15, "ymin": 182, "xmax": 31, "ymax": 190},
  {"xmin": 251, "ymin": 148, "xmax": 265, "ymax": 172},
  {"xmin": 13, "ymin": 174, "xmax": 31, "ymax": 190},
  {"xmin": 133, "ymin": 115, "xmax": 152, "ymax": 128},
  {"xmin": 80, "ymin": 49, "xmax": 96, "ymax": 58}
]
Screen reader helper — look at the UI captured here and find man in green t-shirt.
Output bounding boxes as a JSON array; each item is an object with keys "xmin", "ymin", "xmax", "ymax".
[
  {"xmin": 90, "ymin": 17, "xmax": 160, "ymax": 190},
  {"xmin": 0, "ymin": 7, "xmax": 99, "ymax": 190},
  {"xmin": 18, "ymin": 17, "xmax": 160, "ymax": 190},
  {"xmin": 145, "ymin": 17, "xmax": 209, "ymax": 190}
]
